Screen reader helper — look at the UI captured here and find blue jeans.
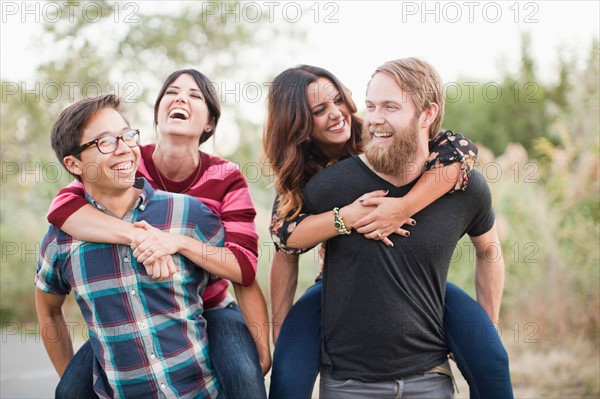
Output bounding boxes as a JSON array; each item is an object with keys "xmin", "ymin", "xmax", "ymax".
[
  {"xmin": 55, "ymin": 340, "xmax": 98, "ymax": 399},
  {"xmin": 269, "ymin": 281, "xmax": 322, "ymax": 399},
  {"xmin": 204, "ymin": 302, "xmax": 266, "ymax": 399},
  {"xmin": 444, "ymin": 282, "xmax": 513, "ymax": 399},
  {"xmin": 269, "ymin": 281, "xmax": 513, "ymax": 399},
  {"xmin": 56, "ymin": 302, "xmax": 265, "ymax": 399}
]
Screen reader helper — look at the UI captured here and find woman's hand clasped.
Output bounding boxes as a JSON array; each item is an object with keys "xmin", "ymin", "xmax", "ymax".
[
  {"xmin": 346, "ymin": 191, "xmax": 416, "ymax": 248},
  {"xmin": 130, "ymin": 220, "xmax": 179, "ymax": 280}
]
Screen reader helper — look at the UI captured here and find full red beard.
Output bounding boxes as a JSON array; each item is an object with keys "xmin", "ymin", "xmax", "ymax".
[{"xmin": 362, "ymin": 117, "xmax": 420, "ymax": 175}]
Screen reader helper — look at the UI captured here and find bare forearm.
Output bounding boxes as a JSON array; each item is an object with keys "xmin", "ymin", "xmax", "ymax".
[
  {"xmin": 233, "ymin": 281, "xmax": 271, "ymax": 375},
  {"xmin": 35, "ymin": 292, "xmax": 73, "ymax": 377},
  {"xmin": 61, "ymin": 204, "xmax": 138, "ymax": 245},
  {"xmin": 403, "ymin": 164, "xmax": 459, "ymax": 215},
  {"xmin": 475, "ymin": 253, "xmax": 505, "ymax": 324},
  {"xmin": 286, "ymin": 213, "xmax": 338, "ymax": 249},
  {"xmin": 40, "ymin": 314, "xmax": 74, "ymax": 377},
  {"xmin": 269, "ymin": 252, "xmax": 299, "ymax": 343},
  {"xmin": 472, "ymin": 224, "xmax": 505, "ymax": 324},
  {"xmin": 178, "ymin": 236, "xmax": 243, "ymax": 283}
]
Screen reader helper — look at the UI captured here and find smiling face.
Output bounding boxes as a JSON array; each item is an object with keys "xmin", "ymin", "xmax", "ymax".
[
  {"xmin": 156, "ymin": 73, "xmax": 213, "ymax": 143},
  {"xmin": 306, "ymin": 77, "xmax": 352, "ymax": 158},
  {"xmin": 64, "ymin": 107, "xmax": 140, "ymax": 198},
  {"xmin": 362, "ymin": 72, "xmax": 426, "ymax": 175}
]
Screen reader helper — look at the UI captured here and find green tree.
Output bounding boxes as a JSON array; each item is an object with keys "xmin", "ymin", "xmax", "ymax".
[{"xmin": 444, "ymin": 32, "xmax": 550, "ymax": 155}]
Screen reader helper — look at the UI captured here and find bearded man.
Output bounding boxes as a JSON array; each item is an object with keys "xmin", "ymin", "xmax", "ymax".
[{"xmin": 301, "ymin": 58, "xmax": 506, "ymax": 398}]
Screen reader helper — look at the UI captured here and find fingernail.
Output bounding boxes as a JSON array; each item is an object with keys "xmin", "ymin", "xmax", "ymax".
[
  {"xmin": 359, "ymin": 200, "xmax": 364, "ymax": 204},
  {"xmin": 411, "ymin": 221, "xmax": 416, "ymax": 226},
  {"xmin": 389, "ymin": 242, "xmax": 394, "ymax": 248},
  {"xmin": 405, "ymin": 232, "xmax": 410, "ymax": 237}
]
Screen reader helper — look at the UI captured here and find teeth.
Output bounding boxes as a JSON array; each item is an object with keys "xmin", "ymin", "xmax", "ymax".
[
  {"xmin": 374, "ymin": 132, "xmax": 393, "ymax": 138},
  {"xmin": 112, "ymin": 161, "xmax": 133, "ymax": 171},
  {"xmin": 169, "ymin": 108, "xmax": 189, "ymax": 119},
  {"xmin": 328, "ymin": 120, "xmax": 345, "ymax": 131}
]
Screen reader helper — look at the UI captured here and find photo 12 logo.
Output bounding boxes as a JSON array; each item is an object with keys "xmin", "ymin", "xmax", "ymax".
[
  {"xmin": 1, "ymin": 1, "xmax": 139, "ymax": 24},
  {"xmin": 200, "ymin": 1, "xmax": 340, "ymax": 24},
  {"xmin": 2, "ymin": 82, "xmax": 140, "ymax": 104},
  {"xmin": 400, "ymin": 1, "xmax": 540, "ymax": 23}
]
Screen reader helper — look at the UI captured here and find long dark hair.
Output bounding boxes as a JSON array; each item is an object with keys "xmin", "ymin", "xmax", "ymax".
[{"xmin": 263, "ymin": 65, "xmax": 363, "ymax": 220}]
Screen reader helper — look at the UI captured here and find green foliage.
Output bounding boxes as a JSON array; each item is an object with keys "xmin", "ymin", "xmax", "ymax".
[
  {"xmin": 447, "ymin": 38, "xmax": 600, "ymax": 347},
  {"xmin": 444, "ymin": 32, "xmax": 551, "ymax": 155}
]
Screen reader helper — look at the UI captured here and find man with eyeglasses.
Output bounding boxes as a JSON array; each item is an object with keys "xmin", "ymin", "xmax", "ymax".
[{"xmin": 35, "ymin": 94, "xmax": 222, "ymax": 398}]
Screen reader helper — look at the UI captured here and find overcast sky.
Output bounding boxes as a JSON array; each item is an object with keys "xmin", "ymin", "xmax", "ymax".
[{"xmin": 2, "ymin": 1, "xmax": 598, "ymax": 83}]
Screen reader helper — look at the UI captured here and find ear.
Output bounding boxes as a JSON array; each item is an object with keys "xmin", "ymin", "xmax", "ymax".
[
  {"xmin": 204, "ymin": 115, "xmax": 217, "ymax": 133},
  {"xmin": 63, "ymin": 156, "xmax": 83, "ymax": 177},
  {"xmin": 420, "ymin": 103, "xmax": 439, "ymax": 129}
]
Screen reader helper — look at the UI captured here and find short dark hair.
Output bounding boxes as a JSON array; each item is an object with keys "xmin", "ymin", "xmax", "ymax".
[
  {"xmin": 50, "ymin": 94, "xmax": 123, "ymax": 177},
  {"xmin": 153, "ymin": 69, "xmax": 221, "ymax": 146}
]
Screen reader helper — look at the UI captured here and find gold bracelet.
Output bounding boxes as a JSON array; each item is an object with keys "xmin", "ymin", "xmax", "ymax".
[{"xmin": 333, "ymin": 207, "xmax": 351, "ymax": 235}]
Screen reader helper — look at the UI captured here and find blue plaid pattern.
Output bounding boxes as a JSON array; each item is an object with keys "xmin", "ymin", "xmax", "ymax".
[{"xmin": 36, "ymin": 179, "xmax": 223, "ymax": 399}]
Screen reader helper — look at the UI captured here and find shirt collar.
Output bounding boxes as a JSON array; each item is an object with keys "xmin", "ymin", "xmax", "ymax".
[{"xmin": 85, "ymin": 178, "xmax": 155, "ymax": 214}]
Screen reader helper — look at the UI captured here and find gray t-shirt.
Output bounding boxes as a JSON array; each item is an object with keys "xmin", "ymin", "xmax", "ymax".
[{"xmin": 303, "ymin": 155, "xmax": 495, "ymax": 381}]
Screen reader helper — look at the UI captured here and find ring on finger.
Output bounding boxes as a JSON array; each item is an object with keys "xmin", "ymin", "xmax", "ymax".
[{"xmin": 376, "ymin": 231, "xmax": 383, "ymax": 239}]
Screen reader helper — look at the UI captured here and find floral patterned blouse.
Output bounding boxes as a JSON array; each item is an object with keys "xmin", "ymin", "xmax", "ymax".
[{"xmin": 270, "ymin": 130, "xmax": 478, "ymax": 255}]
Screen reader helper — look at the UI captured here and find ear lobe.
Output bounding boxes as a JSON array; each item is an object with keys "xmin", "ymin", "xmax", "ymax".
[
  {"xmin": 420, "ymin": 103, "xmax": 439, "ymax": 128},
  {"xmin": 63, "ymin": 156, "xmax": 83, "ymax": 177}
]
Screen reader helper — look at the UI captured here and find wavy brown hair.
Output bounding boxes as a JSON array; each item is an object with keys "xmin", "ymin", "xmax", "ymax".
[{"xmin": 264, "ymin": 65, "xmax": 363, "ymax": 220}]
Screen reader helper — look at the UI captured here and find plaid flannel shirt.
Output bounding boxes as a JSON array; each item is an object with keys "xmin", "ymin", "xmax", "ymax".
[{"xmin": 36, "ymin": 178, "xmax": 223, "ymax": 399}]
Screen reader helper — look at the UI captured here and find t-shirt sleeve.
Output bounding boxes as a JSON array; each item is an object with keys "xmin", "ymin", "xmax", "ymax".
[
  {"xmin": 426, "ymin": 131, "xmax": 478, "ymax": 193},
  {"xmin": 269, "ymin": 196, "xmax": 312, "ymax": 255},
  {"xmin": 47, "ymin": 180, "xmax": 87, "ymax": 228},
  {"xmin": 35, "ymin": 227, "xmax": 71, "ymax": 296},
  {"xmin": 465, "ymin": 172, "xmax": 496, "ymax": 237}
]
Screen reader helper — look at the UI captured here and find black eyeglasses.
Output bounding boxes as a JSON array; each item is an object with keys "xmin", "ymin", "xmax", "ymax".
[{"xmin": 72, "ymin": 129, "xmax": 141, "ymax": 155}]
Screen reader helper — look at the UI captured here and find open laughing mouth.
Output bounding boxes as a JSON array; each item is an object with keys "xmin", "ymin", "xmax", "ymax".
[
  {"xmin": 328, "ymin": 119, "xmax": 346, "ymax": 132},
  {"xmin": 373, "ymin": 131, "xmax": 393, "ymax": 139},
  {"xmin": 169, "ymin": 108, "xmax": 190, "ymax": 120},
  {"xmin": 111, "ymin": 161, "xmax": 134, "ymax": 171}
]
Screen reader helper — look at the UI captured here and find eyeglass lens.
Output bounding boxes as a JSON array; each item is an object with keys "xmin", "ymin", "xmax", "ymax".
[{"xmin": 97, "ymin": 130, "xmax": 139, "ymax": 153}]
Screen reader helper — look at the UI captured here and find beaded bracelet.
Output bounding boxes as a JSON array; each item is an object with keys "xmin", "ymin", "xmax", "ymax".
[{"xmin": 333, "ymin": 207, "xmax": 352, "ymax": 235}]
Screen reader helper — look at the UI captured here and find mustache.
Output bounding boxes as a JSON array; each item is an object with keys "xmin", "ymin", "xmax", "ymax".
[{"xmin": 368, "ymin": 125, "xmax": 395, "ymax": 134}]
